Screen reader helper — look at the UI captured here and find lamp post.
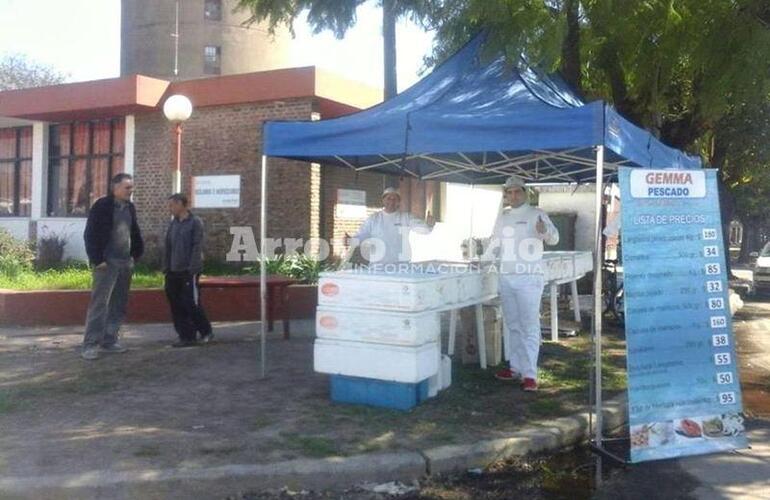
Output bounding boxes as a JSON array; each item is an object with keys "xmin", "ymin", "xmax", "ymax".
[{"xmin": 162, "ymin": 94, "xmax": 193, "ymax": 193}]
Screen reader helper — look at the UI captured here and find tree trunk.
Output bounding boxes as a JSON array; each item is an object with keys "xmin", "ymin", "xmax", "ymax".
[
  {"xmin": 560, "ymin": 0, "xmax": 582, "ymax": 93},
  {"xmin": 710, "ymin": 135, "xmax": 735, "ymax": 275},
  {"xmin": 382, "ymin": 0, "xmax": 398, "ymax": 100},
  {"xmin": 739, "ymin": 218, "xmax": 757, "ymax": 263}
]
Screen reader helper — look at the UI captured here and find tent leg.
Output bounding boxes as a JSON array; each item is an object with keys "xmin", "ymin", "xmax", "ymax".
[
  {"xmin": 475, "ymin": 303, "xmax": 487, "ymax": 369},
  {"xmin": 592, "ymin": 146, "xmax": 605, "ymax": 484},
  {"xmin": 259, "ymin": 155, "xmax": 268, "ymax": 379}
]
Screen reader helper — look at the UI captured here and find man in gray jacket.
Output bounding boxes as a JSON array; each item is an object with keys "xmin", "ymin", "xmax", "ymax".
[{"xmin": 164, "ymin": 193, "xmax": 212, "ymax": 347}]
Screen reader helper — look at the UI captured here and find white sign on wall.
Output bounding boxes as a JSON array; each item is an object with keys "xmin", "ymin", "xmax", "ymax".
[
  {"xmin": 336, "ymin": 189, "xmax": 367, "ymax": 219},
  {"xmin": 193, "ymin": 175, "xmax": 241, "ymax": 208}
]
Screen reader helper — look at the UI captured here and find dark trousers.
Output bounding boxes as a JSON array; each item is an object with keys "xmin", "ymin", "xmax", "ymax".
[{"xmin": 164, "ymin": 272, "xmax": 212, "ymax": 341}]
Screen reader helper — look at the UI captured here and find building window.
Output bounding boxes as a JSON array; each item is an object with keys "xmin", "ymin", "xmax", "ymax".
[
  {"xmin": 204, "ymin": 0, "xmax": 222, "ymax": 21},
  {"xmin": 0, "ymin": 127, "xmax": 33, "ymax": 217},
  {"xmin": 204, "ymin": 45, "xmax": 221, "ymax": 75},
  {"xmin": 47, "ymin": 118, "xmax": 125, "ymax": 217}
]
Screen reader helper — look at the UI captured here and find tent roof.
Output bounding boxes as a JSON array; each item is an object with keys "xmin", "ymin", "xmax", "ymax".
[{"xmin": 263, "ymin": 34, "xmax": 702, "ymax": 184}]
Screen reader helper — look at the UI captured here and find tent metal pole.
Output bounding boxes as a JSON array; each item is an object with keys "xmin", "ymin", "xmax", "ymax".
[
  {"xmin": 469, "ymin": 184, "xmax": 475, "ymax": 259},
  {"xmin": 593, "ymin": 145, "xmax": 605, "ymax": 481},
  {"xmin": 259, "ymin": 155, "xmax": 268, "ymax": 379}
]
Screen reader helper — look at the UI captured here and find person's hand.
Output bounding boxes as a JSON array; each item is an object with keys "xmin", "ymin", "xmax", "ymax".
[
  {"xmin": 426, "ymin": 212, "xmax": 435, "ymax": 227},
  {"xmin": 95, "ymin": 262, "xmax": 108, "ymax": 270},
  {"xmin": 536, "ymin": 215, "xmax": 547, "ymax": 235}
]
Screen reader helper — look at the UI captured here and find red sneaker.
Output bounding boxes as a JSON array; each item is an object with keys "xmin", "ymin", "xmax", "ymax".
[
  {"xmin": 521, "ymin": 378, "xmax": 538, "ymax": 392},
  {"xmin": 494, "ymin": 368, "xmax": 520, "ymax": 381}
]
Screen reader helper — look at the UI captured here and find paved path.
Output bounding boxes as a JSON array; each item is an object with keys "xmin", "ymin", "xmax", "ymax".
[
  {"xmin": 683, "ymin": 297, "xmax": 770, "ymax": 498},
  {"xmin": 598, "ymin": 297, "xmax": 770, "ymax": 500}
]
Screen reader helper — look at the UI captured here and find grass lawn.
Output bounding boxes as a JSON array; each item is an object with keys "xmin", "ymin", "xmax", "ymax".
[
  {"xmin": 0, "ymin": 256, "xmax": 326, "ymax": 291},
  {"xmin": 0, "ymin": 266, "xmax": 165, "ymax": 290}
]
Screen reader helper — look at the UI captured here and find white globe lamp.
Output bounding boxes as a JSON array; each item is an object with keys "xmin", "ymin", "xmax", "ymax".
[{"xmin": 163, "ymin": 95, "xmax": 193, "ymax": 193}]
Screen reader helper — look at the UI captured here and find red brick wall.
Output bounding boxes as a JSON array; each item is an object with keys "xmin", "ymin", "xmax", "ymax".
[
  {"xmin": 133, "ymin": 99, "xmax": 317, "ymax": 265},
  {"xmin": 318, "ymin": 169, "xmax": 443, "ymax": 256},
  {"xmin": 320, "ymin": 167, "xmax": 386, "ymax": 256}
]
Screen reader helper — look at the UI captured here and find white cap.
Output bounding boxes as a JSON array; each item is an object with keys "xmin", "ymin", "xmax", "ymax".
[
  {"xmin": 382, "ymin": 187, "xmax": 400, "ymax": 198},
  {"xmin": 504, "ymin": 175, "xmax": 526, "ymax": 189}
]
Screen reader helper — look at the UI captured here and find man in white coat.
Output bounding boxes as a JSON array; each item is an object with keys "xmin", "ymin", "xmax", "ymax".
[
  {"xmin": 350, "ymin": 187, "xmax": 435, "ymax": 266},
  {"xmin": 490, "ymin": 175, "xmax": 559, "ymax": 391}
]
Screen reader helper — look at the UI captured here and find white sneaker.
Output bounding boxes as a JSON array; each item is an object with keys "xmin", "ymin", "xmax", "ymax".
[
  {"xmin": 81, "ymin": 347, "xmax": 100, "ymax": 360},
  {"xmin": 101, "ymin": 343, "xmax": 128, "ymax": 354}
]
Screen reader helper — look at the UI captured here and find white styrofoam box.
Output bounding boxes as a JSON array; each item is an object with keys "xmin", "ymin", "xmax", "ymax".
[
  {"xmin": 416, "ymin": 260, "xmax": 498, "ymax": 303},
  {"xmin": 543, "ymin": 255, "xmax": 564, "ymax": 281},
  {"xmin": 559, "ymin": 253, "xmax": 576, "ymax": 276},
  {"xmin": 441, "ymin": 355, "xmax": 452, "ymax": 390},
  {"xmin": 542, "ymin": 251, "xmax": 593, "ymax": 281},
  {"xmin": 456, "ymin": 272, "xmax": 483, "ymax": 302},
  {"xmin": 318, "ymin": 269, "xmax": 460, "ymax": 311},
  {"xmin": 573, "ymin": 251, "xmax": 593, "ymax": 275},
  {"xmin": 481, "ymin": 270, "xmax": 499, "ymax": 296},
  {"xmin": 428, "ymin": 372, "xmax": 440, "ymax": 398},
  {"xmin": 314, "ymin": 338, "xmax": 439, "ymax": 383},
  {"xmin": 315, "ymin": 306, "xmax": 440, "ymax": 346}
]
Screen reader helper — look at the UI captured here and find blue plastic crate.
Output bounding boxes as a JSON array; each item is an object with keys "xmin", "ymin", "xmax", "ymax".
[{"xmin": 330, "ymin": 374, "xmax": 430, "ymax": 411}]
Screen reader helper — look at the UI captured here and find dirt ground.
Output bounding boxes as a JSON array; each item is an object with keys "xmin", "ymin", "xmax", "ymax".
[
  {"xmin": 0, "ymin": 315, "xmax": 625, "ymax": 482},
  {"xmin": 230, "ymin": 296, "xmax": 770, "ymax": 500}
]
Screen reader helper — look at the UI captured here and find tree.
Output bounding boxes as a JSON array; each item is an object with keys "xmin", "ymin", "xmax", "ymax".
[
  {"xmin": 709, "ymin": 97, "xmax": 770, "ymax": 261},
  {"xmin": 425, "ymin": 1, "xmax": 770, "ymax": 272},
  {"xmin": 0, "ymin": 54, "xmax": 66, "ymax": 90},
  {"xmin": 426, "ymin": 0, "xmax": 770, "ymax": 154},
  {"xmin": 236, "ymin": 0, "xmax": 435, "ymax": 99}
]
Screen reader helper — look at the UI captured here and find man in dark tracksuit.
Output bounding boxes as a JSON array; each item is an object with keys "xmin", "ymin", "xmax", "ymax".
[
  {"xmin": 164, "ymin": 193, "xmax": 212, "ymax": 347},
  {"xmin": 82, "ymin": 173, "xmax": 144, "ymax": 360}
]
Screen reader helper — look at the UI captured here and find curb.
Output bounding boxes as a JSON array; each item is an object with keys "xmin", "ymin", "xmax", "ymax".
[
  {"xmin": 424, "ymin": 396, "xmax": 627, "ymax": 474},
  {"xmin": 0, "ymin": 452, "xmax": 428, "ymax": 500},
  {"xmin": 0, "ymin": 396, "xmax": 627, "ymax": 499}
]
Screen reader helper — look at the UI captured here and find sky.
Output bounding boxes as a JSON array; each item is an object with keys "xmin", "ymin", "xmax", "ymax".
[{"xmin": 0, "ymin": 0, "xmax": 435, "ymax": 92}]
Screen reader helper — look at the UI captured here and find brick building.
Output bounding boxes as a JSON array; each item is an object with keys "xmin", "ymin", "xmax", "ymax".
[{"xmin": 0, "ymin": 68, "xmax": 441, "ymax": 266}]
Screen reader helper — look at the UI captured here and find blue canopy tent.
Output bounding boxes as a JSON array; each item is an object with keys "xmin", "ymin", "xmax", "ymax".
[{"xmin": 258, "ymin": 33, "xmax": 702, "ymax": 456}]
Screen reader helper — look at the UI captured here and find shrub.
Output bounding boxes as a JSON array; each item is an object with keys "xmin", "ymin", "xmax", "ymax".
[
  {"xmin": 35, "ymin": 226, "xmax": 68, "ymax": 270},
  {"xmin": 244, "ymin": 254, "xmax": 337, "ymax": 284},
  {"xmin": 0, "ymin": 229, "xmax": 34, "ymax": 277}
]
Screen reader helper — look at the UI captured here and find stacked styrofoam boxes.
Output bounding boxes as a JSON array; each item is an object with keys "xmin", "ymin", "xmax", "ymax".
[{"xmin": 315, "ymin": 269, "xmax": 456, "ymax": 410}]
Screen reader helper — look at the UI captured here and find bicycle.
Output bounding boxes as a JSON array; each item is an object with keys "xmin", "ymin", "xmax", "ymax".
[{"xmin": 602, "ymin": 259, "xmax": 625, "ymax": 325}]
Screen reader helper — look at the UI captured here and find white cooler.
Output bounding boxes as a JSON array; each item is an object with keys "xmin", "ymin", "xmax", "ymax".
[
  {"xmin": 314, "ymin": 338, "xmax": 439, "ymax": 383},
  {"xmin": 415, "ymin": 260, "xmax": 498, "ymax": 303},
  {"xmin": 542, "ymin": 251, "xmax": 593, "ymax": 281},
  {"xmin": 315, "ymin": 306, "xmax": 440, "ymax": 346},
  {"xmin": 318, "ymin": 269, "xmax": 460, "ymax": 312}
]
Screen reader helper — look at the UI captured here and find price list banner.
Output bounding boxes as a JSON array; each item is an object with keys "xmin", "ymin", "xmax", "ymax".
[{"xmin": 619, "ymin": 167, "xmax": 747, "ymax": 463}]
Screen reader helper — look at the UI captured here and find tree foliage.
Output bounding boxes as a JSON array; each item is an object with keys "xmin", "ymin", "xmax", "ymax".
[
  {"xmin": 424, "ymin": 0, "xmax": 770, "ymax": 256},
  {"xmin": 236, "ymin": 0, "xmax": 436, "ymax": 97},
  {"xmin": 236, "ymin": 0, "xmax": 434, "ymax": 37},
  {"xmin": 0, "ymin": 54, "xmax": 66, "ymax": 91},
  {"xmin": 426, "ymin": 0, "xmax": 770, "ymax": 153}
]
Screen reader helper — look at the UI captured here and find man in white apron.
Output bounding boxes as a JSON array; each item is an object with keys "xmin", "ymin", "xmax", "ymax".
[
  {"xmin": 490, "ymin": 175, "xmax": 559, "ymax": 391},
  {"xmin": 351, "ymin": 187, "xmax": 434, "ymax": 266}
]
